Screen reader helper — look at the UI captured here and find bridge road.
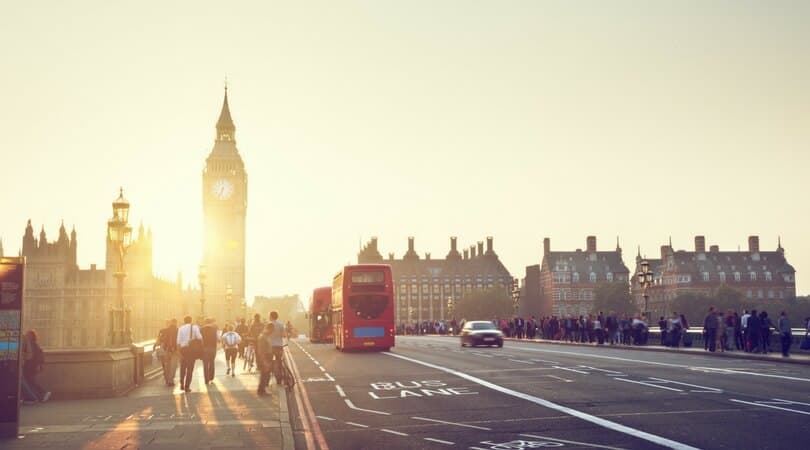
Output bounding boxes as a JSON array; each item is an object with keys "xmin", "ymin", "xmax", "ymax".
[{"xmin": 287, "ymin": 336, "xmax": 810, "ymax": 450}]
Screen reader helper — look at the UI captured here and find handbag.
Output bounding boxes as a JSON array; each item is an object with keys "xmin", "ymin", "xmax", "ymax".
[{"xmin": 187, "ymin": 324, "xmax": 203, "ymax": 358}]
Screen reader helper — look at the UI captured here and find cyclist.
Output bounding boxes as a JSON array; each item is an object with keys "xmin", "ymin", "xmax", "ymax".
[
  {"xmin": 243, "ymin": 314, "xmax": 264, "ymax": 372},
  {"xmin": 269, "ymin": 311, "xmax": 287, "ymax": 385}
]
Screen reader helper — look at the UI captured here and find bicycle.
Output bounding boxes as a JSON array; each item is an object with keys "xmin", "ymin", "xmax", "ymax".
[
  {"xmin": 277, "ymin": 343, "xmax": 296, "ymax": 391},
  {"xmin": 243, "ymin": 341, "xmax": 256, "ymax": 373}
]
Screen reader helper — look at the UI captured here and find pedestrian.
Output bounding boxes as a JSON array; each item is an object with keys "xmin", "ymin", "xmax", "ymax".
[
  {"xmin": 257, "ymin": 323, "xmax": 275, "ymax": 396},
  {"xmin": 748, "ymin": 310, "xmax": 761, "ymax": 353},
  {"xmin": 593, "ymin": 315, "xmax": 604, "ymax": 345},
  {"xmin": 658, "ymin": 316, "xmax": 668, "ymax": 346},
  {"xmin": 760, "ymin": 311, "xmax": 773, "ymax": 354},
  {"xmin": 668, "ymin": 313, "xmax": 681, "ymax": 347},
  {"xmin": 21, "ymin": 330, "xmax": 50, "ymax": 402},
  {"xmin": 269, "ymin": 311, "xmax": 287, "ymax": 385},
  {"xmin": 777, "ymin": 311, "xmax": 792, "ymax": 357},
  {"xmin": 200, "ymin": 318, "xmax": 219, "ymax": 384},
  {"xmin": 157, "ymin": 318, "xmax": 179, "ymax": 386},
  {"xmin": 221, "ymin": 324, "xmax": 242, "ymax": 376},
  {"xmin": 740, "ymin": 309, "xmax": 751, "ymax": 351},
  {"xmin": 703, "ymin": 307, "xmax": 718, "ymax": 352},
  {"xmin": 177, "ymin": 315, "xmax": 203, "ymax": 393},
  {"xmin": 235, "ymin": 318, "xmax": 249, "ymax": 359}
]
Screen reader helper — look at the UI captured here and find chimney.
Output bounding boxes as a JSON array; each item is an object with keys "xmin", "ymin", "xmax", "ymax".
[
  {"xmin": 408, "ymin": 236, "xmax": 415, "ymax": 253},
  {"xmin": 486, "ymin": 236, "xmax": 493, "ymax": 254},
  {"xmin": 470, "ymin": 245, "xmax": 477, "ymax": 258},
  {"xmin": 477, "ymin": 241, "xmax": 484, "ymax": 256},
  {"xmin": 463, "ymin": 249, "xmax": 469, "ymax": 260},
  {"xmin": 694, "ymin": 236, "xmax": 706, "ymax": 253},
  {"xmin": 543, "ymin": 238, "xmax": 550, "ymax": 256},
  {"xmin": 710, "ymin": 245, "xmax": 719, "ymax": 253},
  {"xmin": 388, "ymin": 252, "xmax": 394, "ymax": 261},
  {"xmin": 91, "ymin": 264, "xmax": 97, "ymax": 271},
  {"xmin": 748, "ymin": 236, "xmax": 759, "ymax": 253},
  {"xmin": 660, "ymin": 245, "xmax": 669, "ymax": 259},
  {"xmin": 371, "ymin": 237, "xmax": 378, "ymax": 250},
  {"xmin": 586, "ymin": 236, "xmax": 597, "ymax": 253},
  {"xmin": 425, "ymin": 253, "xmax": 431, "ymax": 260},
  {"xmin": 450, "ymin": 236, "xmax": 458, "ymax": 252}
]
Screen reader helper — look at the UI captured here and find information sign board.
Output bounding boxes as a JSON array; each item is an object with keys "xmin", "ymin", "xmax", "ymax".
[{"xmin": 0, "ymin": 257, "xmax": 25, "ymax": 439}]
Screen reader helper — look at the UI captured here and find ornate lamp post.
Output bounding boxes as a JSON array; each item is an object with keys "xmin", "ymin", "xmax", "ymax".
[
  {"xmin": 225, "ymin": 284, "xmax": 233, "ymax": 322},
  {"xmin": 446, "ymin": 296, "xmax": 455, "ymax": 335},
  {"xmin": 637, "ymin": 260, "xmax": 655, "ymax": 320},
  {"xmin": 107, "ymin": 188, "xmax": 133, "ymax": 346},
  {"xmin": 198, "ymin": 264, "xmax": 207, "ymax": 319},
  {"xmin": 511, "ymin": 278, "xmax": 521, "ymax": 315}
]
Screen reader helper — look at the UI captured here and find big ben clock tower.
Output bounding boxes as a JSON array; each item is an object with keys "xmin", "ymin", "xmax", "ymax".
[{"xmin": 202, "ymin": 87, "xmax": 247, "ymax": 321}]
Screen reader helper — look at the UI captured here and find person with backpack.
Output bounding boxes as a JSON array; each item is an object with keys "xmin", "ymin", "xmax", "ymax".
[
  {"xmin": 176, "ymin": 315, "xmax": 203, "ymax": 393},
  {"xmin": 221, "ymin": 324, "xmax": 242, "ymax": 376},
  {"xmin": 21, "ymin": 329, "xmax": 50, "ymax": 403},
  {"xmin": 157, "ymin": 318, "xmax": 179, "ymax": 386}
]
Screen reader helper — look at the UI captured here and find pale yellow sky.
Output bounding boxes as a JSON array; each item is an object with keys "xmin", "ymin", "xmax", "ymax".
[{"xmin": 2, "ymin": 1, "xmax": 808, "ymax": 301}]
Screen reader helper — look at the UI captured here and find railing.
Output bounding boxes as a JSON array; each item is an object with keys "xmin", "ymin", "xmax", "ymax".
[
  {"xmin": 646, "ymin": 328, "xmax": 808, "ymax": 349},
  {"xmin": 131, "ymin": 339, "xmax": 158, "ymax": 387}
]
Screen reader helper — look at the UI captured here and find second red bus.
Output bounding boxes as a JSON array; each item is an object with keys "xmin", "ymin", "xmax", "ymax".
[{"xmin": 309, "ymin": 287, "xmax": 333, "ymax": 343}]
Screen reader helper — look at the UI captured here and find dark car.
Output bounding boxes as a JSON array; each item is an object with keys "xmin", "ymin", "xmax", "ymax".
[{"xmin": 460, "ymin": 321, "xmax": 504, "ymax": 348}]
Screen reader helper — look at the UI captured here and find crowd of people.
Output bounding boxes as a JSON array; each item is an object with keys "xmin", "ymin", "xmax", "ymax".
[
  {"xmin": 155, "ymin": 310, "xmax": 291, "ymax": 396},
  {"xmin": 396, "ymin": 308, "xmax": 810, "ymax": 358}
]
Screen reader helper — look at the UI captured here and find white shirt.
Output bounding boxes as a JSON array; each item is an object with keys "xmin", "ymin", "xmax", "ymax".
[
  {"xmin": 221, "ymin": 331, "xmax": 242, "ymax": 348},
  {"xmin": 176, "ymin": 323, "xmax": 202, "ymax": 348},
  {"xmin": 741, "ymin": 313, "xmax": 751, "ymax": 329}
]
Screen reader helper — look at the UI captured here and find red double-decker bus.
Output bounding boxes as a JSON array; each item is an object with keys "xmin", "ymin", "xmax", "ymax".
[
  {"xmin": 332, "ymin": 264, "xmax": 395, "ymax": 351},
  {"xmin": 309, "ymin": 287, "xmax": 333, "ymax": 343}
]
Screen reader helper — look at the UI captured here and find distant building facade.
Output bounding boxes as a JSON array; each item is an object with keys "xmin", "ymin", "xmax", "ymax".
[
  {"xmin": 524, "ymin": 236, "xmax": 630, "ymax": 317},
  {"xmin": 253, "ymin": 294, "xmax": 302, "ymax": 321},
  {"xmin": 632, "ymin": 236, "xmax": 797, "ymax": 318},
  {"xmin": 357, "ymin": 237, "xmax": 513, "ymax": 324},
  {"xmin": 20, "ymin": 219, "xmax": 191, "ymax": 349}
]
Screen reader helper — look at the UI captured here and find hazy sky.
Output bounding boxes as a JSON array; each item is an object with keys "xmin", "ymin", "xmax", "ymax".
[{"xmin": 2, "ymin": 1, "xmax": 808, "ymax": 303}]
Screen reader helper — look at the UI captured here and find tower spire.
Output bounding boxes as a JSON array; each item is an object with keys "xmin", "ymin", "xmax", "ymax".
[{"xmin": 216, "ymin": 85, "xmax": 235, "ymax": 142}]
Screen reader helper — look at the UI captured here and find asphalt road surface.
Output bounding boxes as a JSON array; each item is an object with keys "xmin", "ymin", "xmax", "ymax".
[{"xmin": 286, "ymin": 336, "xmax": 810, "ymax": 450}]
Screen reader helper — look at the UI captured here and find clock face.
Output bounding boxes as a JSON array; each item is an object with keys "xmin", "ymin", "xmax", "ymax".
[{"xmin": 212, "ymin": 179, "xmax": 234, "ymax": 200}]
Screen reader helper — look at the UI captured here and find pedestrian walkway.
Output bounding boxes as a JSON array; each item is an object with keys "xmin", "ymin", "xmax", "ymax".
[
  {"xmin": 9, "ymin": 351, "xmax": 294, "ymax": 449},
  {"xmin": 502, "ymin": 336, "xmax": 810, "ymax": 365}
]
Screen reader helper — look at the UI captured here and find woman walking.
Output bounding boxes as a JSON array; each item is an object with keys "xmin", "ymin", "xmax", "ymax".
[{"xmin": 21, "ymin": 330, "xmax": 51, "ymax": 402}]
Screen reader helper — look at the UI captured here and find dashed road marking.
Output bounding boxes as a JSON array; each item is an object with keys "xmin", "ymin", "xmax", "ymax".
[
  {"xmin": 509, "ymin": 359, "xmax": 534, "ymax": 364},
  {"xmin": 545, "ymin": 374, "xmax": 573, "ymax": 383},
  {"xmin": 730, "ymin": 399, "xmax": 810, "ymax": 416},
  {"xmin": 520, "ymin": 433, "xmax": 626, "ymax": 449},
  {"xmin": 335, "ymin": 385, "xmax": 346, "ymax": 397},
  {"xmin": 552, "ymin": 366, "xmax": 589, "ymax": 375},
  {"xmin": 381, "ymin": 428, "xmax": 409, "ymax": 436},
  {"xmin": 316, "ymin": 416, "xmax": 336, "ymax": 421},
  {"xmin": 614, "ymin": 377, "xmax": 683, "ymax": 392},
  {"xmin": 344, "ymin": 399, "xmax": 391, "ymax": 416},
  {"xmin": 424, "ymin": 437, "xmax": 455, "ymax": 445},
  {"xmin": 412, "ymin": 416, "xmax": 492, "ymax": 431},
  {"xmin": 345, "ymin": 421, "xmax": 369, "ymax": 428}
]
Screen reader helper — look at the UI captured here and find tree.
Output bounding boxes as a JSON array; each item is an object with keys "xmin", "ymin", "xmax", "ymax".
[
  {"xmin": 592, "ymin": 282, "xmax": 635, "ymax": 315},
  {"xmin": 453, "ymin": 288, "xmax": 513, "ymax": 321}
]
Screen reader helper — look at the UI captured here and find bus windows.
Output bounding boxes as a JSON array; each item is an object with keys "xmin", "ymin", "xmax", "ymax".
[
  {"xmin": 350, "ymin": 271, "xmax": 385, "ymax": 284},
  {"xmin": 349, "ymin": 295, "xmax": 388, "ymax": 320}
]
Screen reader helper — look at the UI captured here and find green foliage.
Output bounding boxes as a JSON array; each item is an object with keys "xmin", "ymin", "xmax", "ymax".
[
  {"xmin": 591, "ymin": 282, "xmax": 635, "ymax": 315},
  {"xmin": 453, "ymin": 288, "xmax": 513, "ymax": 321}
]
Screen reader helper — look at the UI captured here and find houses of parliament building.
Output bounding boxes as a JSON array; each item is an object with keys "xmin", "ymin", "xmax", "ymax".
[{"xmin": 13, "ymin": 88, "xmax": 249, "ymax": 349}]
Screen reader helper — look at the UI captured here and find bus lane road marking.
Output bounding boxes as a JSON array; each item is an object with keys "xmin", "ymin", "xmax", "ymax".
[
  {"xmin": 729, "ymin": 398, "xmax": 810, "ymax": 416},
  {"xmin": 412, "ymin": 416, "xmax": 492, "ymax": 431},
  {"xmin": 367, "ymin": 379, "xmax": 478, "ymax": 400},
  {"xmin": 385, "ymin": 351, "xmax": 701, "ymax": 450}
]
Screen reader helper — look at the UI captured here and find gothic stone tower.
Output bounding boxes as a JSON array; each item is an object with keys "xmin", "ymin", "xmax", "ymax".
[{"xmin": 202, "ymin": 87, "xmax": 247, "ymax": 321}]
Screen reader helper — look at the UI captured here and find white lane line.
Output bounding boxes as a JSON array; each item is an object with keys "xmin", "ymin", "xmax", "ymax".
[
  {"xmin": 579, "ymin": 366, "xmax": 623, "ymax": 374},
  {"xmin": 730, "ymin": 399, "xmax": 810, "ymax": 416},
  {"xmin": 316, "ymin": 416, "xmax": 336, "ymax": 421},
  {"xmin": 647, "ymin": 377, "xmax": 723, "ymax": 393},
  {"xmin": 412, "ymin": 416, "xmax": 492, "ymax": 431},
  {"xmin": 324, "ymin": 372, "xmax": 336, "ymax": 381},
  {"xmin": 381, "ymin": 428, "xmax": 409, "ymax": 436},
  {"xmin": 345, "ymin": 421, "xmax": 369, "ymax": 428},
  {"xmin": 509, "ymin": 359, "xmax": 534, "ymax": 364},
  {"xmin": 424, "ymin": 437, "xmax": 455, "ymax": 445},
  {"xmin": 531, "ymin": 359, "xmax": 559, "ymax": 364},
  {"xmin": 504, "ymin": 345, "xmax": 810, "ymax": 383},
  {"xmin": 520, "ymin": 433, "xmax": 627, "ymax": 450},
  {"xmin": 385, "ymin": 352, "xmax": 699, "ymax": 450},
  {"xmin": 319, "ymin": 366, "xmax": 326, "ymax": 372},
  {"xmin": 344, "ymin": 399, "xmax": 391, "ymax": 416},
  {"xmin": 553, "ymin": 366, "xmax": 589, "ymax": 375},
  {"xmin": 772, "ymin": 398, "xmax": 810, "ymax": 407},
  {"xmin": 335, "ymin": 385, "xmax": 346, "ymax": 397},
  {"xmin": 545, "ymin": 374, "xmax": 573, "ymax": 383},
  {"xmin": 614, "ymin": 377, "xmax": 683, "ymax": 392}
]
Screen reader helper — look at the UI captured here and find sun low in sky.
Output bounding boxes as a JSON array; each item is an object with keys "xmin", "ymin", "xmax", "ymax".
[{"xmin": 1, "ymin": 1, "xmax": 808, "ymax": 300}]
